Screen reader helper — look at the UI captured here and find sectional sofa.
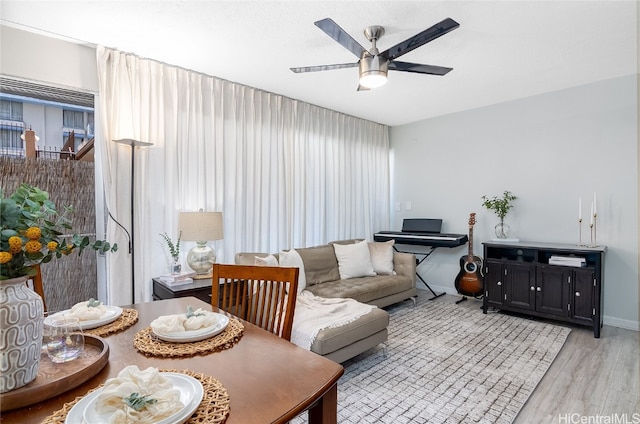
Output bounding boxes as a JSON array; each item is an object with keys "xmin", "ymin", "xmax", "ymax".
[{"xmin": 235, "ymin": 239, "xmax": 416, "ymax": 363}]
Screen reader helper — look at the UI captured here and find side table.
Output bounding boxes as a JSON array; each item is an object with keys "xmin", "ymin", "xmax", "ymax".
[{"xmin": 152, "ymin": 278, "xmax": 212, "ymax": 303}]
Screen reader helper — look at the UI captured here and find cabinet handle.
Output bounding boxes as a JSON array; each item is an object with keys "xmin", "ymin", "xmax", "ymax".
[
  {"xmin": 497, "ymin": 281, "xmax": 502, "ymax": 286},
  {"xmin": 536, "ymin": 287, "xmax": 541, "ymax": 292},
  {"xmin": 575, "ymin": 291, "xmax": 581, "ymax": 297},
  {"xmin": 530, "ymin": 286, "xmax": 535, "ymax": 291}
]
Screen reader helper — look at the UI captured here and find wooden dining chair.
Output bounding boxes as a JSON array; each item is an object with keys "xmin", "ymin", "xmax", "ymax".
[
  {"xmin": 211, "ymin": 264, "xmax": 299, "ymax": 341},
  {"xmin": 29, "ymin": 264, "xmax": 47, "ymax": 312}
]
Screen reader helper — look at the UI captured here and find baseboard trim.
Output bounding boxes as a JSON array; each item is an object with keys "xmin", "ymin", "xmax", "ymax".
[
  {"xmin": 421, "ymin": 285, "xmax": 640, "ymax": 332},
  {"xmin": 603, "ymin": 315, "xmax": 640, "ymax": 331}
]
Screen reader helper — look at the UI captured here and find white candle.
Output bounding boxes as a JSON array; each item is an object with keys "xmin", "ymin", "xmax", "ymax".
[
  {"xmin": 593, "ymin": 192, "xmax": 597, "ymax": 215},
  {"xmin": 590, "ymin": 203, "xmax": 594, "ymax": 225},
  {"xmin": 579, "ymin": 197, "xmax": 582, "ymax": 220}
]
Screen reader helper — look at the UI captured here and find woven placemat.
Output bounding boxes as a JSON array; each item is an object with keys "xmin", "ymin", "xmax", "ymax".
[
  {"xmin": 133, "ymin": 318, "xmax": 244, "ymax": 358},
  {"xmin": 41, "ymin": 369, "xmax": 230, "ymax": 424},
  {"xmin": 84, "ymin": 308, "xmax": 139, "ymax": 337}
]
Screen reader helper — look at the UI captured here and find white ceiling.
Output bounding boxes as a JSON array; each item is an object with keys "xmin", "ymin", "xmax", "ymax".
[{"xmin": 1, "ymin": 1, "xmax": 637, "ymax": 126}]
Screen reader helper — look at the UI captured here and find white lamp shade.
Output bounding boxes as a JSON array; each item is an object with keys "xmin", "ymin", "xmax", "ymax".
[{"xmin": 178, "ymin": 211, "xmax": 223, "ymax": 242}]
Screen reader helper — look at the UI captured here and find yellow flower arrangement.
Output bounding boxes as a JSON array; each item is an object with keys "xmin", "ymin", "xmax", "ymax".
[{"xmin": 0, "ymin": 183, "xmax": 117, "ymax": 279}]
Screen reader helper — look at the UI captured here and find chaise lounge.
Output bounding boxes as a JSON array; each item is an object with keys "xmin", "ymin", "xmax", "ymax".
[{"xmin": 235, "ymin": 239, "xmax": 416, "ymax": 363}]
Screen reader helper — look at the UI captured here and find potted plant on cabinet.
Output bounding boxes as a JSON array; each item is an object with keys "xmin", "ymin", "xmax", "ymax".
[{"xmin": 481, "ymin": 191, "xmax": 517, "ymax": 239}]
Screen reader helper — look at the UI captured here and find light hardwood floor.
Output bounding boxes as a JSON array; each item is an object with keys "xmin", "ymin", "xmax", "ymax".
[
  {"xmin": 420, "ymin": 290, "xmax": 640, "ymax": 423},
  {"xmin": 515, "ymin": 317, "xmax": 639, "ymax": 423}
]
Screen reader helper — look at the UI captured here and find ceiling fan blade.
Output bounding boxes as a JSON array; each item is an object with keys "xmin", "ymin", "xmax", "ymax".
[
  {"xmin": 314, "ymin": 18, "xmax": 367, "ymax": 59},
  {"xmin": 381, "ymin": 18, "xmax": 459, "ymax": 61},
  {"xmin": 290, "ymin": 62, "xmax": 359, "ymax": 73},
  {"xmin": 389, "ymin": 61, "xmax": 453, "ymax": 76}
]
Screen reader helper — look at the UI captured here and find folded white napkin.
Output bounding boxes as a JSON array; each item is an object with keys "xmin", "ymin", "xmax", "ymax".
[
  {"xmin": 95, "ymin": 365, "xmax": 184, "ymax": 423},
  {"xmin": 150, "ymin": 308, "xmax": 218, "ymax": 333},
  {"xmin": 66, "ymin": 299, "xmax": 108, "ymax": 321}
]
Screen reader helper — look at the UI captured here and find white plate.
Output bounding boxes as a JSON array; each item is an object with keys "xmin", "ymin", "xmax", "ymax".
[
  {"xmin": 152, "ymin": 313, "xmax": 229, "ymax": 343},
  {"xmin": 65, "ymin": 373, "xmax": 203, "ymax": 424},
  {"xmin": 45, "ymin": 305, "xmax": 123, "ymax": 330}
]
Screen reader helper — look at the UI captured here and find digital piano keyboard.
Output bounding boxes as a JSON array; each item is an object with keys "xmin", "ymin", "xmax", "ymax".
[
  {"xmin": 373, "ymin": 218, "xmax": 468, "ymax": 300},
  {"xmin": 373, "ymin": 231, "xmax": 468, "ymax": 248}
]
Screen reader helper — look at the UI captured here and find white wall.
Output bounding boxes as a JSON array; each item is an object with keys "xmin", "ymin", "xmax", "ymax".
[
  {"xmin": 390, "ymin": 75, "xmax": 639, "ymax": 330},
  {"xmin": 0, "ymin": 26, "xmax": 98, "ymax": 92}
]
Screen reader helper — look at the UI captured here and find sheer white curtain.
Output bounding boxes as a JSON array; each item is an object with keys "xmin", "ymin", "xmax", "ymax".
[{"xmin": 96, "ymin": 46, "xmax": 389, "ymax": 305}]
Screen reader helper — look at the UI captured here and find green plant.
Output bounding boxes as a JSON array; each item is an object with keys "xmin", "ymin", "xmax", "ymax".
[
  {"xmin": 0, "ymin": 183, "xmax": 117, "ymax": 280},
  {"xmin": 481, "ymin": 191, "xmax": 517, "ymax": 223},
  {"xmin": 160, "ymin": 231, "xmax": 181, "ymax": 261}
]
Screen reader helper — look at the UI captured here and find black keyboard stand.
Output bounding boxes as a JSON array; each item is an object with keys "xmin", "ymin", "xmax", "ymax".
[{"xmin": 394, "ymin": 246, "xmax": 445, "ymax": 301}]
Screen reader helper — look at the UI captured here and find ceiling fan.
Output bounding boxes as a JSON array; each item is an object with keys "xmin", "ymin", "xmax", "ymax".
[{"xmin": 290, "ymin": 17, "xmax": 460, "ymax": 90}]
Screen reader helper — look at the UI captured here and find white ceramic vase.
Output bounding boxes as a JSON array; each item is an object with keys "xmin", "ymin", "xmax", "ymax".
[{"xmin": 0, "ymin": 275, "xmax": 44, "ymax": 393}]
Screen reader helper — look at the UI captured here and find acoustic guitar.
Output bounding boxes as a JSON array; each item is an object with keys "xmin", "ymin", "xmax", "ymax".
[{"xmin": 454, "ymin": 213, "xmax": 484, "ymax": 300}]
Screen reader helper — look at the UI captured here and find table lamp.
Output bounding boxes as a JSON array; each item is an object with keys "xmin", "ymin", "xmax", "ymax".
[{"xmin": 178, "ymin": 210, "xmax": 223, "ymax": 277}]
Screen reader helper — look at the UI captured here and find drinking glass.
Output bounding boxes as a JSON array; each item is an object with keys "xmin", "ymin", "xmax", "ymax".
[{"xmin": 43, "ymin": 315, "xmax": 84, "ymax": 363}]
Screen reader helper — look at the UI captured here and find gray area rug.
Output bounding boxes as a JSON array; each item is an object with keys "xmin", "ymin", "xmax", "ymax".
[{"xmin": 292, "ymin": 297, "xmax": 571, "ymax": 424}]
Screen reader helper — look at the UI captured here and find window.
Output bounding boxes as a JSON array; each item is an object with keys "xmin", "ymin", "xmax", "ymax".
[
  {"xmin": 63, "ymin": 110, "xmax": 85, "ymax": 129},
  {"xmin": 0, "ymin": 100, "xmax": 24, "ymax": 151},
  {"xmin": 86, "ymin": 114, "xmax": 94, "ymax": 136},
  {"xmin": 0, "ymin": 99, "xmax": 23, "ymax": 121},
  {"xmin": 0, "ymin": 124, "xmax": 23, "ymax": 149}
]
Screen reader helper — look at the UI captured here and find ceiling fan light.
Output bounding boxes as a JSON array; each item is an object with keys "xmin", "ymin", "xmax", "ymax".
[
  {"xmin": 359, "ymin": 55, "xmax": 388, "ymax": 89},
  {"xmin": 359, "ymin": 72, "xmax": 387, "ymax": 89}
]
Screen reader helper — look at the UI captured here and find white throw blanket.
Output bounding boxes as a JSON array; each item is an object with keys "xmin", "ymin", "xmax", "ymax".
[{"xmin": 291, "ymin": 291, "xmax": 375, "ymax": 350}]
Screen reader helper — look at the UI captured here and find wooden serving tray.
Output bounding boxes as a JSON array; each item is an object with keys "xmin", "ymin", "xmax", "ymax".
[{"xmin": 0, "ymin": 334, "xmax": 109, "ymax": 412}]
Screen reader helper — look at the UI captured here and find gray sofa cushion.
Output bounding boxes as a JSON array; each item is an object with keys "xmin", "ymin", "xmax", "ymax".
[
  {"xmin": 311, "ymin": 307, "xmax": 389, "ymax": 355},
  {"xmin": 305, "ymin": 274, "xmax": 413, "ymax": 304},
  {"xmin": 234, "ymin": 252, "xmax": 271, "ymax": 265},
  {"xmin": 296, "ymin": 244, "xmax": 340, "ymax": 285}
]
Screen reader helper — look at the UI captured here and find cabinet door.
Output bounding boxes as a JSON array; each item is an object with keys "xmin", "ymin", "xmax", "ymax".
[
  {"xmin": 484, "ymin": 259, "xmax": 504, "ymax": 308},
  {"xmin": 572, "ymin": 268, "xmax": 595, "ymax": 324},
  {"xmin": 536, "ymin": 265, "xmax": 570, "ymax": 317},
  {"xmin": 504, "ymin": 262, "xmax": 536, "ymax": 310}
]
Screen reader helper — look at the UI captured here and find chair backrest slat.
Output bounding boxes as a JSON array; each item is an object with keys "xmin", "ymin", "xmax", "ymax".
[
  {"xmin": 30, "ymin": 264, "xmax": 47, "ymax": 312},
  {"xmin": 211, "ymin": 264, "xmax": 299, "ymax": 341}
]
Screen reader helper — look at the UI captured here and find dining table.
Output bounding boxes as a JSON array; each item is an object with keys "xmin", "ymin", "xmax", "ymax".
[{"xmin": 0, "ymin": 296, "xmax": 344, "ymax": 424}]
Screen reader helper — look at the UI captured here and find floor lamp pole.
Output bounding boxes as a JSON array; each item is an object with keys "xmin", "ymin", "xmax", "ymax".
[
  {"xmin": 114, "ymin": 139, "xmax": 153, "ymax": 304},
  {"xmin": 129, "ymin": 146, "xmax": 135, "ymax": 303}
]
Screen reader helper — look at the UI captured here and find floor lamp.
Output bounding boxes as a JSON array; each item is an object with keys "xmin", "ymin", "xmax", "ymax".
[{"xmin": 113, "ymin": 138, "xmax": 153, "ymax": 303}]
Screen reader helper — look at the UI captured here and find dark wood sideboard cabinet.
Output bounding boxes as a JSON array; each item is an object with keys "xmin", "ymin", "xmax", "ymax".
[{"xmin": 482, "ymin": 241, "xmax": 606, "ymax": 338}]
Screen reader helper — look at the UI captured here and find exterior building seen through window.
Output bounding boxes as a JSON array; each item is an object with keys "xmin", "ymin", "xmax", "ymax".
[{"xmin": 0, "ymin": 93, "xmax": 95, "ymax": 160}]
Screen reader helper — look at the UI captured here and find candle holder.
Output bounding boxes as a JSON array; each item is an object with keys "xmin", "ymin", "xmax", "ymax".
[
  {"xmin": 577, "ymin": 218, "xmax": 583, "ymax": 246},
  {"xmin": 590, "ymin": 213, "xmax": 598, "ymax": 247}
]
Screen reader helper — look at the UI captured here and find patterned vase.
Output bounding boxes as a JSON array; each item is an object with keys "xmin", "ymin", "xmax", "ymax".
[{"xmin": 0, "ymin": 275, "xmax": 44, "ymax": 393}]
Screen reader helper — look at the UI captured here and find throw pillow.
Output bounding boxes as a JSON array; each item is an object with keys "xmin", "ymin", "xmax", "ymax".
[
  {"xmin": 279, "ymin": 249, "xmax": 307, "ymax": 294},
  {"xmin": 254, "ymin": 254, "xmax": 279, "ymax": 266},
  {"xmin": 296, "ymin": 245, "xmax": 341, "ymax": 285},
  {"xmin": 368, "ymin": 240, "xmax": 396, "ymax": 275},
  {"xmin": 333, "ymin": 239, "xmax": 376, "ymax": 279}
]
